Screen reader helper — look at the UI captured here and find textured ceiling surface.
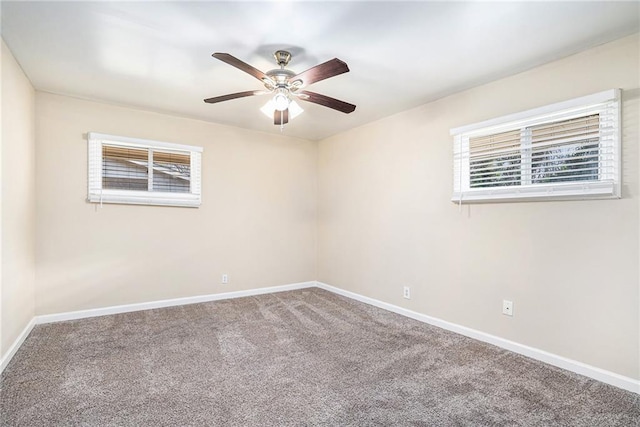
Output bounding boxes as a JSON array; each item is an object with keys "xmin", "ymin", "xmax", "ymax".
[{"xmin": 2, "ymin": 1, "xmax": 638, "ymax": 140}]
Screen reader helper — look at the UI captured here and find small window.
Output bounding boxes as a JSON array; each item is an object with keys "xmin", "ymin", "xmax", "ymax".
[
  {"xmin": 451, "ymin": 89, "xmax": 621, "ymax": 203},
  {"xmin": 88, "ymin": 133, "xmax": 203, "ymax": 207}
]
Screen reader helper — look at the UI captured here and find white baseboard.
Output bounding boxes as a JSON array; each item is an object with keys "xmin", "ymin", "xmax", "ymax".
[
  {"xmin": 315, "ymin": 281, "xmax": 640, "ymax": 395},
  {"xmin": 36, "ymin": 281, "xmax": 316, "ymax": 324},
  {"xmin": 0, "ymin": 317, "xmax": 36, "ymax": 373}
]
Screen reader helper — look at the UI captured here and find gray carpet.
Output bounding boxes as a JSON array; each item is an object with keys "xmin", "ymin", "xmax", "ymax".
[{"xmin": 1, "ymin": 288, "xmax": 638, "ymax": 426}]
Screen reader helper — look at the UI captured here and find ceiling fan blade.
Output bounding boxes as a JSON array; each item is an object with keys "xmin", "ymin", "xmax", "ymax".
[
  {"xmin": 297, "ymin": 91, "xmax": 356, "ymax": 114},
  {"xmin": 290, "ymin": 58, "xmax": 349, "ymax": 88},
  {"xmin": 212, "ymin": 52, "xmax": 272, "ymax": 84},
  {"xmin": 204, "ymin": 90, "xmax": 267, "ymax": 104},
  {"xmin": 274, "ymin": 109, "xmax": 289, "ymax": 125}
]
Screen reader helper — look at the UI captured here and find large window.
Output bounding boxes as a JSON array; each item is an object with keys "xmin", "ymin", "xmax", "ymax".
[
  {"xmin": 451, "ymin": 89, "xmax": 621, "ymax": 203},
  {"xmin": 88, "ymin": 133, "xmax": 203, "ymax": 207}
]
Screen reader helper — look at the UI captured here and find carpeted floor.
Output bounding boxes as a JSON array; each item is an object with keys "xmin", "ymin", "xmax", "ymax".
[{"xmin": 1, "ymin": 288, "xmax": 638, "ymax": 426}]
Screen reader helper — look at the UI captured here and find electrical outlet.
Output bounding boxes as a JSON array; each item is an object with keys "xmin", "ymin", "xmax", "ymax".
[
  {"xmin": 403, "ymin": 286, "xmax": 411, "ymax": 299},
  {"xmin": 502, "ymin": 300, "xmax": 513, "ymax": 316},
  {"xmin": 221, "ymin": 274, "xmax": 229, "ymax": 284}
]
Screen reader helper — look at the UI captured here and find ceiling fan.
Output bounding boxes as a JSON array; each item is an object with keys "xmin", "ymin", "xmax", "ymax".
[{"xmin": 204, "ymin": 50, "xmax": 356, "ymax": 126}]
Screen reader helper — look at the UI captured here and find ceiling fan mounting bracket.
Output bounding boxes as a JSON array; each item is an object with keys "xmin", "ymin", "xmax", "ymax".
[{"xmin": 274, "ymin": 50, "xmax": 292, "ymax": 67}]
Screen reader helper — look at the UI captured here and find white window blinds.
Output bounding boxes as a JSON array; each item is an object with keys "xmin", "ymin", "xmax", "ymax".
[
  {"xmin": 469, "ymin": 129, "xmax": 522, "ymax": 188},
  {"xmin": 150, "ymin": 151, "xmax": 191, "ymax": 193},
  {"xmin": 452, "ymin": 89, "xmax": 621, "ymax": 203},
  {"xmin": 529, "ymin": 115, "xmax": 602, "ymax": 184},
  {"xmin": 88, "ymin": 133, "xmax": 203, "ymax": 207},
  {"xmin": 102, "ymin": 145, "xmax": 149, "ymax": 191}
]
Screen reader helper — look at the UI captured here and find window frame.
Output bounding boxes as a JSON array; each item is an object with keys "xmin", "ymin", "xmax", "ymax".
[
  {"xmin": 450, "ymin": 89, "xmax": 621, "ymax": 203},
  {"xmin": 87, "ymin": 132, "xmax": 203, "ymax": 207}
]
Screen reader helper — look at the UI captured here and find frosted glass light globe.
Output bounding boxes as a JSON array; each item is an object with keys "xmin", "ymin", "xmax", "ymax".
[{"xmin": 273, "ymin": 93, "xmax": 289, "ymax": 111}]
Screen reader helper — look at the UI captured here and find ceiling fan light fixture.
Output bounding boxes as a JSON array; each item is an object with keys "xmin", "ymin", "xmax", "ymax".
[
  {"xmin": 273, "ymin": 92, "xmax": 289, "ymax": 111},
  {"xmin": 261, "ymin": 99, "xmax": 303, "ymax": 120},
  {"xmin": 288, "ymin": 100, "xmax": 303, "ymax": 119}
]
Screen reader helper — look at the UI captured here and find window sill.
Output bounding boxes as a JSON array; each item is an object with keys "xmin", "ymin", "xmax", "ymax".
[
  {"xmin": 451, "ymin": 181, "xmax": 619, "ymax": 203},
  {"xmin": 88, "ymin": 190, "xmax": 201, "ymax": 207}
]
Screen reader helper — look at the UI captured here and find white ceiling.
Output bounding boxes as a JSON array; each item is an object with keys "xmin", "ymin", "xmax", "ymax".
[{"xmin": 2, "ymin": 1, "xmax": 638, "ymax": 141}]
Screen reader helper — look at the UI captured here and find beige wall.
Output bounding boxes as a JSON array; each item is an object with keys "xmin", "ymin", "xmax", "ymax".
[
  {"xmin": 318, "ymin": 34, "xmax": 640, "ymax": 379},
  {"xmin": 1, "ymin": 41, "xmax": 36, "ymax": 356},
  {"xmin": 35, "ymin": 93, "xmax": 317, "ymax": 315}
]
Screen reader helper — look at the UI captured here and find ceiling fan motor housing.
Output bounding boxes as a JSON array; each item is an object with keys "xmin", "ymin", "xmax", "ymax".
[{"xmin": 266, "ymin": 68, "xmax": 296, "ymax": 86}]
